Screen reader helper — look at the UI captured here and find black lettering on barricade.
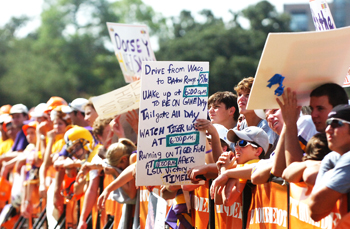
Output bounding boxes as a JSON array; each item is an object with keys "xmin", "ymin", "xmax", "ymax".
[{"xmin": 136, "ymin": 61, "xmax": 209, "ymax": 186}]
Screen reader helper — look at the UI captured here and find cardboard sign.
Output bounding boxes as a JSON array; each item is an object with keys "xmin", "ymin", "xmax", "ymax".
[
  {"xmin": 309, "ymin": 0, "xmax": 336, "ymax": 31},
  {"xmin": 136, "ymin": 61, "xmax": 209, "ymax": 186},
  {"xmin": 91, "ymin": 80, "xmax": 141, "ymax": 119},
  {"xmin": 247, "ymin": 26, "xmax": 350, "ymax": 110},
  {"xmin": 107, "ymin": 23, "xmax": 156, "ymax": 83}
]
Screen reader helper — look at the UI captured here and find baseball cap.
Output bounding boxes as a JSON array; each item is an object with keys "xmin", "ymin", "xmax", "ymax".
[
  {"xmin": 22, "ymin": 121, "xmax": 38, "ymax": 136},
  {"xmin": 10, "ymin": 104, "xmax": 28, "ymax": 115},
  {"xmin": 0, "ymin": 105, "xmax": 12, "ymax": 115},
  {"xmin": 206, "ymin": 124, "xmax": 231, "ymax": 146},
  {"xmin": 0, "ymin": 114, "xmax": 10, "ymax": 124},
  {"xmin": 45, "ymin": 96, "xmax": 68, "ymax": 113},
  {"xmin": 254, "ymin": 109, "xmax": 266, "ymax": 120},
  {"xmin": 227, "ymin": 126, "xmax": 269, "ymax": 153},
  {"xmin": 2, "ymin": 115, "xmax": 13, "ymax": 132},
  {"xmin": 30, "ymin": 103, "xmax": 48, "ymax": 118},
  {"xmin": 328, "ymin": 104, "xmax": 350, "ymax": 122},
  {"xmin": 62, "ymin": 98, "xmax": 88, "ymax": 113}
]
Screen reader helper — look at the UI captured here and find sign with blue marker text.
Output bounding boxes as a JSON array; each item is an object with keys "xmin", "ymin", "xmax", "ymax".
[
  {"xmin": 107, "ymin": 23, "xmax": 156, "ymax": 83},
  {"xmin": 136, "ymin": 61, "xmax": 209, "ymax": 186},
  {"xmin": 246, "ymin": 26, "xmax": 350, "ymax": 110}
]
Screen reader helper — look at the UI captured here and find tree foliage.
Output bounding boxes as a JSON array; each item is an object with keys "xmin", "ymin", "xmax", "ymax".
[
  {"xmin": 0, "ymin": 0, "xmax": 290, "ymax": 107},
  {"xmin": 0, "ymin": 0, "xmax": 163, "ymax": 107},
  {"xmin": 157, "ymin": 1, "xmax": 291, "ymax": 94}
]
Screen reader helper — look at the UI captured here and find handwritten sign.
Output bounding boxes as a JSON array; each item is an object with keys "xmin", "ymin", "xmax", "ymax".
[
  {"xmin": 246, "ymin": 26, "xmax": 350, "ymax": 110},
  {"xmin": 107, "ymin": 23, "xmax": 156, "ymax": 83},
  {"xmin": 136, "ymin": 61, "xmax": 209, "ymax": 186},
  {"xmin": 91, "ymin": 80, "xmax": 141, "ymax": 119},
  {"xmin": 309, "ymin": 0, "xmax": 336, "ymax": 31}
]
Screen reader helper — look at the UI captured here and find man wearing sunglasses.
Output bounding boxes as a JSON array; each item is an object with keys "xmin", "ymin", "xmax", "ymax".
[{"xmin": 308, "ymin": 105, "xmax": 350, "ymax": 221}]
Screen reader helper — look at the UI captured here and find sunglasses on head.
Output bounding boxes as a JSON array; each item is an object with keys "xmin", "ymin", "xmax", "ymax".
[
  {"xmin": 326, "ymin": 118, "xmax": 350, "ymax": 129},
  {"xmin": 235, "ymin": 139, "xmax": 259, "ymax": 148}
]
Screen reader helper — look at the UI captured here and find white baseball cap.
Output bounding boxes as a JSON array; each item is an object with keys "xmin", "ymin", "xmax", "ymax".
[
  {"xmin": 206, "ymin": 124, "xmax": 231, "ymax": 146},
  {"xmin": 30, "ymin": 103, "xmax": 48, "ymax": 118},
  {"xmin": 227, "ymin": 126, "xmax": 269, "ymax": 153},
  {"xmin": 62, "ymin": 98, "xmax": 88, "ymax": 113},
  {"xmin": 10, "ymin": 104, "xmax": 28, "ymax": 115}
]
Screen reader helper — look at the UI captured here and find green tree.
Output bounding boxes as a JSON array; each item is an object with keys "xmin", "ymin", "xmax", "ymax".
[
  {"xmin": 156, "ymin": 1, "xmax": 291, "ymax": 95},
  {"xmin": 0, "ymin": 0, "xmax": 166, "ymax": 107}
]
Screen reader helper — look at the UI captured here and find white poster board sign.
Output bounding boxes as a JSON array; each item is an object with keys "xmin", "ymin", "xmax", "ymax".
[
  {"xmin": 247, "ymin": 26, "xmax": 350, "ymax": 110},
  {"xmin": 136, "ymin": 61, "xmax": 209, "ymax": 186},
  {"xmin": 107, "ymin": 23, "xmax": 156, "ymax": 83},
  {"xmin": 91, "ymin": 80, "xmax": 141, "ymax": 119},
  {"xmin": 309, "ymin": 0, "xmax": 336, "ymax": 31}
]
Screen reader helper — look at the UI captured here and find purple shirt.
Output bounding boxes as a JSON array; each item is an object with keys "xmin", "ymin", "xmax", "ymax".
[{"xmin": 12, "ymin": 129, "xmax": 29, "ymax": 151}]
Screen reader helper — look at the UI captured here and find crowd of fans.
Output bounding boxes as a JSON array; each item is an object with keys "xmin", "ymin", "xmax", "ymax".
[{"xmin": 0, "ymin": 77, "xmax": 350, "ymax": 229}]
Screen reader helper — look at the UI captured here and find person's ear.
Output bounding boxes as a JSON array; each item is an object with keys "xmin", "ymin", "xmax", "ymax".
[
  {"xmin": 255, "ymin": 147, "xmax": 263, "ymax": 157},
  {"xmin": 120, "ymin": 155, "xmax": 129, "ymax": 164},
  {"xmin": 228, "ymin": 106, "xmax": 235, "ymax": 116},
  {"xmin": 97, "ymin": 135, "xmax": 103, "ymax": 143}
]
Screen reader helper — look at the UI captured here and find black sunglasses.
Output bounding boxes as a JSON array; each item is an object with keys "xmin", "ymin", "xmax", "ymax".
[
  {"xmin": 235, "ymin": 139, "xmax": 259, "ymax": 148},
  {"xmin": 326, "ymin": 118, "xmax": 350, "ymax": 129}
]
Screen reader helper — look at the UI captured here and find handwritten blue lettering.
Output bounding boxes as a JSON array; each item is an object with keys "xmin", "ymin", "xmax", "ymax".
[
  {"xmin": 139, "ymin": 127, "xmax": 165, "ymax": 138},
  {"xmin": 167, "ymin": 124, "xmax": 185, "ymax": 134},
  {"xmin": 140, "ymin": 108, "xmax": 170, "ymax": 123},
  {"xmin": 114, "ymin": 33, "xmax": 142, "ymax": 53},
  {"xmin": 182, "ymin": 97, "xmax": 207, "ymax": 111},
  {"xmin": 145, "ymin": 64, "xmax": 165, "ymax": 75},
  {"xmin": 188, "ymin": 64, "xmax": 203, "ymax": 72},
  {"xmin": 167, "ymin": 64, "xmax": 185, "ymax": 74},
  {"xmin": 143, "ymin": 90, "xmax": 160, "ymax": 100}
]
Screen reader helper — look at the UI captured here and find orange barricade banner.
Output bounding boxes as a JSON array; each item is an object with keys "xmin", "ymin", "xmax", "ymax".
[
  {"xmin": 97, "ymin": 174, "xmax": 123, "ymax": 229},
  {"xmin": 215, "ymin": 195, "xmax": 243, "ymax": 229},
  {"xmin": 192, "ymin": 182, "xmax": 210, "ymax": 229},
  {"xmin": 289, "ymin": 182, "xmax": 347, "ymax": 229},
  {"xmin": 247, "ymin": 182, "xmax": 288, "ymax": 229}
]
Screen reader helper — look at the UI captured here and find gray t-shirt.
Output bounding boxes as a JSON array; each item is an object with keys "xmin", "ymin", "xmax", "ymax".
[{"xmin": 314, "ymin": 151, "xmax": 350, "ymax": 194}]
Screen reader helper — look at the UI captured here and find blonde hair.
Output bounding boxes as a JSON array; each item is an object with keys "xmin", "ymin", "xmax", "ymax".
[
  {"xmin": 106, "ymin": 138, "xmax": 136, "ymax": 167},
  {"xmin": 234, "ymin": 77, "xmax": 254, "ymax": 94}
]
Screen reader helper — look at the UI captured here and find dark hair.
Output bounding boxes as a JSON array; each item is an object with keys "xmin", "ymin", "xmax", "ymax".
[
  {"xmin": 208, "ymin": 91, "xmax": 239, "ymax": 121},
  {"xmin": 219, "ymin": 139, "xmax": 231, "ymax": 152},
  {"xmin": 74, "ymin": 110, "xmax": 85, "ymax": 117},
  {"xmin": 92, "ymin": 117, "xmax": 113, "ymax": 138},
  {"xmin": 259, "ymin": 147, "xmax": 265, "ymax": 160},
  {"xmin": 303, "ymin": 133, "xmax": 331, "ymax": 161},
  {"xmin": 310, "ymin": 83, "xmax": 348, "ymax": 107}
]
